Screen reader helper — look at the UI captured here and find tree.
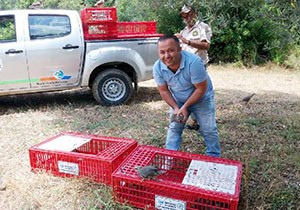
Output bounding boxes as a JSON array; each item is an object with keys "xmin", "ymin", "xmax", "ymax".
[{"xmin": 1, "ymin": 0, "xmax": 299, "ymax": 66}]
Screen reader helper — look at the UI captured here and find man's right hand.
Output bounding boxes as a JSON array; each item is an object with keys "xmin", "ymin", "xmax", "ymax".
[
  {"xmin": 175, "ymin": 33, "xmax": 189, "ymax": 45},
  {"xmin": 175, "ymin": 33, "xmax": 181, "ymax": 39}
]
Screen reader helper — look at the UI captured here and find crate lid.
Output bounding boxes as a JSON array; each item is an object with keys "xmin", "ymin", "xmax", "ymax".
[
  {"xmin": 182, "ymin": 160, "xmax": 239, "ymax": 195},
  {"xmin": 36, "ymin": 135, "xmax": 91, "ymax": 152}
]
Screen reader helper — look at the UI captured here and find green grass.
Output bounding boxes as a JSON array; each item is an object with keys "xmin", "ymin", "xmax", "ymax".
[{"xmin": 0, "ymin": 70, "xmax": 299, "ymax": 209}]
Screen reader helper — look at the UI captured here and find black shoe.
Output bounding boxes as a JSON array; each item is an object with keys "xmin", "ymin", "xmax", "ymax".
[{"xmin": 185, "ymin": 122, "xmax": 200, "ymax": 130}]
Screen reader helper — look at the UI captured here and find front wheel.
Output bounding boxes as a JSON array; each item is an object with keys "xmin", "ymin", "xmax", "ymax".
[{"xmin": 92, "ymin": 69, "xmax": 133, "ymax": 106}]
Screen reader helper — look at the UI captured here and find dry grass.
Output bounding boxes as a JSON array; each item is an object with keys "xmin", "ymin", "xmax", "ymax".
[{"xmin": 0, "ymin": 65, "xmax": 299, "ymax": 210}]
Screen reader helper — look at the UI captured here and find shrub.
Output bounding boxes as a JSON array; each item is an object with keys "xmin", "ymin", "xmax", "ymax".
[{"xmin": 285, "ymin": 46, "xmax": 300, "ymax": 70}]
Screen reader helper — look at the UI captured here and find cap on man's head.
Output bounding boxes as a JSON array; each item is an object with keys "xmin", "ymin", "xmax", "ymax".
[
  {"xmin": 94, "ymin": 0, "xmax": 105, "ymax": 6},
  {"xmin": 180, "ymin": 4, "xmax": 193, "ymax": 14}
]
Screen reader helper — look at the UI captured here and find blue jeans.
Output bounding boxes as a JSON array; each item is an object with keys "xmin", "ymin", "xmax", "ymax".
[{"xmin": 166, "ymin": 96, "xmax": 221, "ymax": 157}]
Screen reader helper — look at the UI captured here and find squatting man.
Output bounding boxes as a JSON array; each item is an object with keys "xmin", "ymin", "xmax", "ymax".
[{"xmin": 153, "ymin": 34, "xmax": 221, "ymax": 157}]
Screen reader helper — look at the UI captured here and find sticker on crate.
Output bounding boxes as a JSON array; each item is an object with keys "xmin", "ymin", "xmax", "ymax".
[
  {"xmin": 37, "ymin": 135, "xmax": 91, "ymax": 152},
  {"xmin": 58, "ymin": 161, "xmax": 79, "ymax": 175},
  {"xmin": 182, "ymin": 160, "xmax": 238, "ymax": 195},
  {"xmin": 88, "ymin": 24, "xmax": 108, "ymax": 34},
  {"xmin": 155, "ymin": 195, "xmax": 186, "ymax": 210},
  {"xmin": 90, "ymin": 10, "xmax": 115, "ymax": 21}
]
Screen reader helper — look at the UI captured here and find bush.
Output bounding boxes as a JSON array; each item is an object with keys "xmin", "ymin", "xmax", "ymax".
[
  {"xmin": 285, "ymin": 46, "xmax": 300, "ymax": 70},
  {"xmin": 204, "ymin": 0, "xmax": 294, "ymax": 65},
  {"xmin": 146, "ymin": 0, "xmax": 299, "ymax": 66},
  {"xmin": 0, "ymin": 18, "xmax": 15, "ymax": 41},
  {"xmin": 1, "ymin": 0, "xmax": 299, "ymax": 66}
]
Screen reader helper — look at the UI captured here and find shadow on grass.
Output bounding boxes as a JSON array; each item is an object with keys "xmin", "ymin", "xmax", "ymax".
[
  {"xmin": 0, "ymin": 86, "xmax": 161, "ymax": 115},
  {"xmin": 131, "ymin": 86, "xmax": 161, "ymax": 104},
  {"xmin": 0, "ymin": 89, "xmax": 95, "ymax": 113}
]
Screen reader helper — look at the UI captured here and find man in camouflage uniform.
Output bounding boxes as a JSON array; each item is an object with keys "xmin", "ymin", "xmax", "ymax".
[{"xmin": 176, "ymin": 4, "xmax": 212, "ymax": 130}]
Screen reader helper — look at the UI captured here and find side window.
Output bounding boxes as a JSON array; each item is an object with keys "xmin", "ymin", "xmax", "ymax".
[
  {"xmin": 0, "ymin": 15, "xmax": 16, "ymax": 42},
  {"xmin": 28, "ymin": 15, "xmax": 71, "ymax": 40}
]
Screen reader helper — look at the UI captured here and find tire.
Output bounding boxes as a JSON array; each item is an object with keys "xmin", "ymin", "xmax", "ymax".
[{"xmin": 92, "ymin": 69, "xmax": 133, "ymax": 106}]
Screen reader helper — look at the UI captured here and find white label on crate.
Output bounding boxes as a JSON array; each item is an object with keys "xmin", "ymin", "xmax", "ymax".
[
  {"xmin": 92, "ymin": 10, "xmax": 112, "ymax": 21},
  {"xmin": 37, "ymin": 135, "xmax": 91, "ymax": 152},
  {"xmin": 58, "ymin": 161, "xmax": 79, "ymax": 175},
  {"xmin": 155, "ymin": 195, "xmax": 186, "ymax": 210},
  {"xmin": 182, "ymin": 160, "xmax": 238, "ymax": 195}
]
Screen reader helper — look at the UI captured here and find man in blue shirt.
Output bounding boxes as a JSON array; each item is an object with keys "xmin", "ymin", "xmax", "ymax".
[{"xmin": 153, "ymin": 34, "xmax": 220, "ymax": 157}]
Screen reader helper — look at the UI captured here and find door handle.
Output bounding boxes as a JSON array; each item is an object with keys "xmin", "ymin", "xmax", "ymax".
[
  {"xmin": 62, "ymin": 44, "xmax": 79, "ymax": 50},
  {"xmin": 5, "ymin": 49, "xmax": 24, "ymax": 54}
]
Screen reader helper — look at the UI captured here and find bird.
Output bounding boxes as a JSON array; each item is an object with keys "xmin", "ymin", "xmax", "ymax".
[
  {"xmin": 242, "ymin": 93, "xmax": 255, "ymax": 104},
  {"xmin": 171, "ymin": 113, "xmax": 184, "ymax": 123},
  {"xmin": 0, "ymin": 177, "xmax": 6, "ymax": 191},
  {"xmin": 135, "ymin": 165, "xmax": 166, "ymax": 180},
  {"xmin": 29, "ymin": 1, "xmax": 43, "ymax": 9},
  {"xmin": 94, "ymin": 0, "xmax": 105, "ymax": 8}
]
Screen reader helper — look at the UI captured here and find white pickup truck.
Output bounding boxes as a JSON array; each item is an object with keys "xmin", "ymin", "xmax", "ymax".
[{"xmin": 0, "ymin": 9, "xmax": 160, "ymax": 105}]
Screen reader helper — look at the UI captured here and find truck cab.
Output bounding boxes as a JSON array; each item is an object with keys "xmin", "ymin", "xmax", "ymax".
[{"xmin": 0, "ymin": 10, "xmax": 84, "ymax": 94}]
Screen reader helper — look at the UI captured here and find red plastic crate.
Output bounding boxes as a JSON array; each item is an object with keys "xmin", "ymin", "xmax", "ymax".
[
  {"xmin": 80, "ymin": 7, "xmax": 161, "ymax": 40},
  {"xmin": 82, "ymin": 21, "xmax": 118, "ymax": 40},
  {"xmin": 112, "ymin": 145, "xmax": 243, "ymax": 210},
  {"xmin": 80, "ymin": 7, "xmax": 117, "ymax": 23},
  {"xmin": 29, "ymin": 132, "xmax": 137, "ymax": 185}
]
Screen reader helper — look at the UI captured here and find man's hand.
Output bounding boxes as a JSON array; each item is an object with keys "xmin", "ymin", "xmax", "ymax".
[
  {"xmin": 177, "ymin": 106, "xmax": 189, "ymax": 123},
  {"xmin": 175, "ymin": 33, "xmax": 189, "ymax": 45},
  {"xmin": 174, "ymin": 33, "xmax": 182, "ymax": 39}
]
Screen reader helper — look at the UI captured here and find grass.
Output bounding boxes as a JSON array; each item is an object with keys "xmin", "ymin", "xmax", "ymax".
[{"xmin": 0, "ymin": 66, "xmax": 299, "ymax": 210}]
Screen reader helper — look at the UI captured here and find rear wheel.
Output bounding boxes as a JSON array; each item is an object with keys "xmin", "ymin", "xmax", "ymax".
[{"xmin": 92, "ymin": 69, "xmax": 133, "ymax": 106}]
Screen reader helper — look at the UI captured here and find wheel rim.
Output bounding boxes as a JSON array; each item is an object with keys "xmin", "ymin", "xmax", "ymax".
[{"xmin": 102, "ymin": 78, "xmax": 126, "ymax": 102}]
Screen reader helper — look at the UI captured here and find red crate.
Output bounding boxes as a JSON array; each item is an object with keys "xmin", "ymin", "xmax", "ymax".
[
  {"xmin": 80, "ymin": 7, "xmax": 117, "ymax": 23},
  {"xmin": 82, "ymin": 22, "xmax": 118, "ymax": 40},
  {"xmin": 29, "ymin": 132, "xmax": 137, "ymax": 185},
  {"xmin": 112, "ymin": 145, "xmax": 242, "ymax": 210}
]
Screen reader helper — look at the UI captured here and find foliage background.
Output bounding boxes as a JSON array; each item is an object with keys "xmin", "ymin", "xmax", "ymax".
[{"xmin": 0, "ymin": 0, "xmax": 299, "ymax": 68}]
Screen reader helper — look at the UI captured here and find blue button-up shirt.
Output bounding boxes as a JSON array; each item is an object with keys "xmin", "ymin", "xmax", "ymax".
[{"xmin": 153, "ymin": 50, "xmax": 213, "ymax": 103}]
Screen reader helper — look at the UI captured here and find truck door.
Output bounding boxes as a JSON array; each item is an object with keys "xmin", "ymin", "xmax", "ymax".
[
  {"xmin": 0, "ymin": 14, "xmax": 29, "ymax": 92},
  {"xmin": 25, "ymin": 11, "xmax": 84, "ymax": 89}
]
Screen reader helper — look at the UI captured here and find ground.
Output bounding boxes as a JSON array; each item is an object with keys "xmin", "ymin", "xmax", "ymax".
[{"xmin": 0, "ymin": 65, "xmax": 299, "ymax": 210}]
